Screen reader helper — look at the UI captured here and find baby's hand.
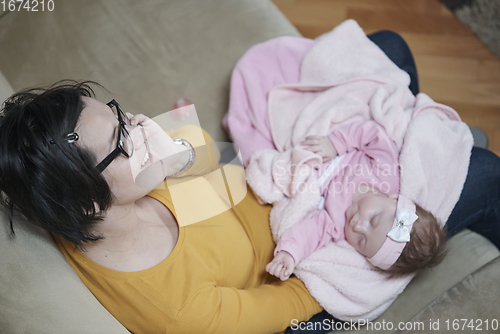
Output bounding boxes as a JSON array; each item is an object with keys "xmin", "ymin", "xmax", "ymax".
[
  {"xmin": 266, "ymin": 251, "xmax": 295, "ymax": 281},
  {"xmin": 300, "ymin": 135, "xmax": 338, "ymax": 162}
]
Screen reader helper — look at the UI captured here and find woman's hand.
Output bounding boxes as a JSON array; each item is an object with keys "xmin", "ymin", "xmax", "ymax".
[
  {"xmin": 266, "ymin": 251, "xmax": 295, "ymax": 281},
  {"xmin": 299, "ymin": 135, "xmax": 338, "ymax": 162},
  {"xmin": 129, "ymin": 113, "xmax": 149, "ymax": 126}
]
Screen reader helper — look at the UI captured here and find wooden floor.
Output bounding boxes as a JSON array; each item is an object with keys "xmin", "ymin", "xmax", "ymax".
[{"xmin": 272, "ymin": 0, "xmax": 500, "ymax": 157}]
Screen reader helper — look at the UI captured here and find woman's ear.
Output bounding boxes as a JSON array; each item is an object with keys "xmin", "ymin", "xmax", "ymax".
[
  {"xmin": 388, "ymin": 194, "xmax": 399, "ymax": 200},
  {"xmin": 82, "ymin": 201, "xmax": 101, "ymax": 217},
  {"xmin": 93, "ymin": 201, "xmax": 101, "ymax": 214}
]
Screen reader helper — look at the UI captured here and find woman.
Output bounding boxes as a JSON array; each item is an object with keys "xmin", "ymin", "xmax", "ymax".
[{"xmin": 0, "ymin": 81, "xmax": 321, "ymax": 334}]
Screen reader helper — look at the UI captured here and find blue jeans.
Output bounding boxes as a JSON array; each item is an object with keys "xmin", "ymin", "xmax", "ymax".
[{"xmin": 285, "ymin": 30, "xmax": 500, "ymax": 334}]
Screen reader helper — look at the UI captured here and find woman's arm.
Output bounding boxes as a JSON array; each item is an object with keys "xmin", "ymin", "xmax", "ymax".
[
  {"xmin": 165, "ymin": 125, "xmax": 221, "ymax": 177},
  {"xmin": 172, "ymin": 278, "xmax": 322, "ymax": 334}
]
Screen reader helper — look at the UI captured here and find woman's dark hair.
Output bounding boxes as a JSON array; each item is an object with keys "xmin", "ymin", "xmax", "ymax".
[{"xmin": 0, "ymin": 80, "xmax": 113, "ymax": 246}]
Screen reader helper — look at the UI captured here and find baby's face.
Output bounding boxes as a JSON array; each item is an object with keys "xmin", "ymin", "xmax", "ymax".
[{"xmin": 344, "ymin": 192, "xmax": 398, "ymax": 258}]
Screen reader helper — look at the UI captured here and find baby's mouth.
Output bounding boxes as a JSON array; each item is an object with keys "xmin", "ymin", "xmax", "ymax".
[
  {"xmin": 345, "ymin": 209, "xmax": 353, "ymax": 224},
  {"xmin": 348, "ymin": 213, "xmax": 357, "ymax": 227}
]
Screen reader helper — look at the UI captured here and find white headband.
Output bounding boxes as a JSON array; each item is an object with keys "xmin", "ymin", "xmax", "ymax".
[{"xmin": 367, "ymin": 194, "xmax": 418, "ymax": 270}]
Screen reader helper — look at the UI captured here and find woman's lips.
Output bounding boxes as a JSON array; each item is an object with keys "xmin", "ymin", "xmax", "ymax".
[{"xmin": 141, "ymin": 151, "xmax": 151, "ymax": 169}]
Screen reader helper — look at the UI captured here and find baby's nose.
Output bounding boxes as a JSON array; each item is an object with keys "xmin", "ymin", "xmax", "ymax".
[{"xmin": 353, "ymin": 219, "xmax": 366, "ymax": 232}]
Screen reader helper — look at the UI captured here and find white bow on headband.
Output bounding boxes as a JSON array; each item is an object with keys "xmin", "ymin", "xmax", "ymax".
[{"xmin": 387, "ymin": 208, "xmax": 419, "ymax": 242}]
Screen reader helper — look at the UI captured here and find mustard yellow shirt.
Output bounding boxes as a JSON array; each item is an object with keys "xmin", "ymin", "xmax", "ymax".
[{"xmin": 53, "ymin": 126, "xmax": 322, "ymax": 334}]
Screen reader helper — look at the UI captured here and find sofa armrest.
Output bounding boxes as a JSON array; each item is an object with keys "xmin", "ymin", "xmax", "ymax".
[
  {"xmin": 401, "ymin": 256, "xmax": 500, "ymax": 333},
  {"xmin": 0, "ymin": 208, "xmax": 130, "ymax": 334},
  {"xmin": 0, "ymin": 70, "xmax": 14, "ymax": 104}
]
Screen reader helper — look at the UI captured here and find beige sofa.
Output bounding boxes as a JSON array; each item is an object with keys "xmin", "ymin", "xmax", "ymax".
[{"xmin": 0, "ymin": 1, "xmax": 499, "ymax": 333}]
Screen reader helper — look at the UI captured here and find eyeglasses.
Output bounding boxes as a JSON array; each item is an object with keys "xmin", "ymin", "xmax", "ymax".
[{"xmin": 95, "ymin": 100, "xmax": 135, "ymax": 173}]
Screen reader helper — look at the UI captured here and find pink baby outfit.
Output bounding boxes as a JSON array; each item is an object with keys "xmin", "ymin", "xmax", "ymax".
[{"xmin": 274, "ymin": 120, "xmax": 400, "ymax": 264}]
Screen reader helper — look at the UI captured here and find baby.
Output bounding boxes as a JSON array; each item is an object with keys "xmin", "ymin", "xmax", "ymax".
[{"xmin": 265, "ymin": 120, "xmax": 447, "ymax": 281}]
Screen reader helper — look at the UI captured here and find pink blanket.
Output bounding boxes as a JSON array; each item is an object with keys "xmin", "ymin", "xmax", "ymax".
[{"xmin": 223, "ymin": 20, "xmax": 473, "ymax": 320}]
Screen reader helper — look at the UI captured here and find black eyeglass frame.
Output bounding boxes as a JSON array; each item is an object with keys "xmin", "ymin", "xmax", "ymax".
[{"xmin": 95, "ymin": 99, "xmax": 134, "ymax": 173}]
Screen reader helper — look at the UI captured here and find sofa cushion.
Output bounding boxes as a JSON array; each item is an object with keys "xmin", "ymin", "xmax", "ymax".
[
  {"xmin": 0, "ymin": 70, "xmax": 14, "ymax": 104},
  {"xmin": 0, "ymin": 0, "xmax": 300, "ymax": 143},
  {"xmin": 402, "ymin": 256, "xmax": 500, "ymax": 333}
]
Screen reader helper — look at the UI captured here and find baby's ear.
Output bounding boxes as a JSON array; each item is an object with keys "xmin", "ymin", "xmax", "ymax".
[{"xmin": 388, "ymin": 194, "xmax": 399, "ymax": 200}]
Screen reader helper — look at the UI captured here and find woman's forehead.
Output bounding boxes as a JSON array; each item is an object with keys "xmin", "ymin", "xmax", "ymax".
[
  {"xmin": 77, "ymin": 98, "xmax": 117, "ymax": 150},
  {"xmin": 79, "ymin": 97, "xmax": 116, "ymax": 122},
  {"xmin": 81, "ymin": 96, "xmax": 111, "ymax": 113}
]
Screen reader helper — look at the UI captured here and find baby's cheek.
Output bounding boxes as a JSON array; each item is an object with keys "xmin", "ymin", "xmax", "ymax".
[
  {"xmin": 344, "ymin": 227, "xmax": 355, "ymax": 248},
  {"xmin": 344, "ymin": 228, "xmax": 364, "ymax": 256}
]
